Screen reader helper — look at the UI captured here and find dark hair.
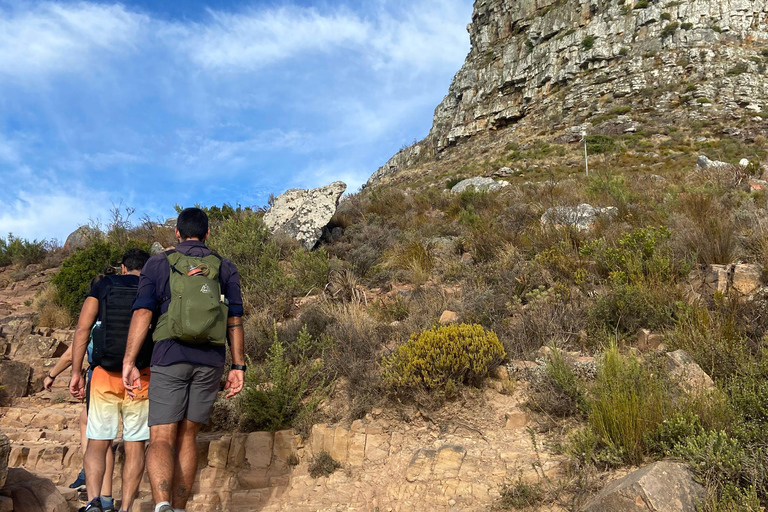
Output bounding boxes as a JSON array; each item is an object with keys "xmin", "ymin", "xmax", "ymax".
[
  {"xmin": 177, "ymin": 208, "xmax": 209, "ymax": 240},
  {"xmin": 121, "ymin": 248, "xmax": 150, "ymax": 271}
]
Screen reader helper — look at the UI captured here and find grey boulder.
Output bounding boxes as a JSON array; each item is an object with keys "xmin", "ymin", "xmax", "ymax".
[
  {"xmin": 263, "ymin": 181, "xmax": 347, "ymax": 250},
  {"xmin": 697, "ymin": 155, "xmax": 729, "ymax": 169},
  {"xmin": 581, "ymin": 461, "xmax": 704, "ymax": 512},
  {"xmin": 450, "ymin": 177, "xmax": 509, "ymax": 194},
  {"xmin": 541, "ymin": 204, "xmax": 617, "ymax": 231},
  {"xmin": 63, "ymin": 225, "xmax": 101, "ymax": 251}
]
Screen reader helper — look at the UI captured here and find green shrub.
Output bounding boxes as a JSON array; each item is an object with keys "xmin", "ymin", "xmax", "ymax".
[
  {"xmin": 585, "ymin": 135, "xmax": 616, "ymax": 154},
  {"xmin": 241, "ymin": 332, "xmax": 327, "ymax": 434},
  {"xmin": 51, "ymin": 241, "xmax": 122, "ymax": 319},
  {"xmin": 582, "ymin": 36, "xmax": 596, "ymax": 50},
  {"xmin": 528, "ymin": 348, "xmax": 585, "ymax": 418},
  {"xmin": 290, "ymin": 248, "xmax": 330, "ymax": 295},
  {"xmin": 727, "ymin": 62, "xmax": 748, "ymax": 76},
  {"xmin": 381, "ymin": 323, "xmax": 505, "ymax": 390},
  {"xmin": 0, "ymin": 234, "xmax": 49, "ymax": 268},
  {"xmin": 208, "ymin": 212, "xmax": 292, "ymax": 316},
  {"xmin": 587, "ymin": 343, "xmax": 669, "ymax": 464},
  {"xmin": 660, "ymin": 12, "xmax": 671, "ymax": 20},
  {"xmin": 619, "ymin": 47, "xmax": 629, "ymax": 56},
  {"xmin": 308, "ymin": 452, "xmax": 342, "ymax": 478},
  {"xmin": 661, "ymin": 22, "xmax": 680, "ymax": 38},
  {"xmin": 589, "ymin": 283, "xmax": 681, "ymax": 336},
  {"xmin": 634, "ymin": 0, "xmax": 649, "ymax": 8},
  {"xmin": 681, "ymin": 22, "xmax": 693, "ymax": 30}
]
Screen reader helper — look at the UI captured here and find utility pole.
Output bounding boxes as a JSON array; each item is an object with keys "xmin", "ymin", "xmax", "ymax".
[{"xmin": 580, "ymin": 128, "xmax": 589, "ymax": 176}]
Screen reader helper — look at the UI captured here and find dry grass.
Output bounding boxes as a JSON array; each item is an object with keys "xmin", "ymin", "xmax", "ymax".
[{"xmin": 34, "ymin": 284, "xmax": 71, "ymax": 328}]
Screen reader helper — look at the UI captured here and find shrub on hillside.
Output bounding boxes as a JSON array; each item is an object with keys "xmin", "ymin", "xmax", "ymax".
[
  {"xmin": 528, "ymin": 348, "xmax": 586, "ymax": 418},
  {"xmin": 381, "ymin": 323, "xmax": 505, "ymax": 391},
  {"xmin": 589, "ymin": 282, "xmax": 681, "ymax": 336},
  {"xmin": 0, "ymin": 234, "xmax": 49, "ymax": 268},
  {"xmin": 587, "ymin": 343, "xmax": 669, "ymax": 465},
  {"xmin": 51, "ymin": 241, "xmax": 123, "ymax": 319},
  {"xmin": 34, "ymin": 284, "xmax": 71, "ymax": 328},
  {"xmin": 207, "ymin": 212, "xmax": 292, "ymax": 317},
  {"xmin": 240, "ymin": 331, "xmax": 327, "ymax": 435}
]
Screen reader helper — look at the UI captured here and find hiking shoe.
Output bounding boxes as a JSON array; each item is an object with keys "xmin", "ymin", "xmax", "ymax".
[
  {"xmin": 79, "ymin": 497, "xmax": 103, "ymax": 512},
  {"xmin": 156, "ymin": 505, "xmax": 174, "ymax": 512},
  {"xmin": 69, "ymin": 468, "xmax": 86, "ymax": 489}
]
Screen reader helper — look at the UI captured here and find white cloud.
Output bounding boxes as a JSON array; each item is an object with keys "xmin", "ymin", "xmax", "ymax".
[
  {"xmin": 184, "ymin": 6, "xmax": 369, "ymax": 70},
  {"xmin": 0, "ymin": 188, "xmax": 112, "ymax": 242},
  {"xmin": 0, "ymin": 2, "xmax": 147, "ymax": 79},
  {"xmin": 178, "ymin": 1, "xmax": 469, "ymax": 73}
]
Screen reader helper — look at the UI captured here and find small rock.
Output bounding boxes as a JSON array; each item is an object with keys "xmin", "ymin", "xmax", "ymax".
[
  {"xmin": 504, "ymin": 412, "xmax": 530, "ymax": 430},
  {"xmin": 749, "ymin": 178, "xmax": 768, "ymax": 191},
  {"xmin": 740, "ymin": 158, "xmax": 750, "ymax": 167},
  {"xmin": 460, "ymin": 253, "xmax": 474, "ymax": 264},
  {"xmin": 439, "ymin": 311, "xmax": 459, "ymax": 324},
  {"xmin": 636, "ymin": 328, "xmax": 664, "ymax": 351},
  {"xmin": 490, "ymin": 365, "xmax": 509, "ymax": 381}
]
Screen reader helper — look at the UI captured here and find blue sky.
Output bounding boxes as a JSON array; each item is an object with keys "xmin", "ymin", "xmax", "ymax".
[{"xmin": 0, "ymin": 0, "xmax": 473, "ymax": 242}]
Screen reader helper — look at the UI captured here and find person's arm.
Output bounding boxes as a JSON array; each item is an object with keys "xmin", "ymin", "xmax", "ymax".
[
  {"xmin": 224, "ymin": 316, "xmax": 245, "ymax": 398},
  {"xmin": 122, "ymin": 308, "xmax": 153, "ymax": 398},
  {"xmin": 221, "ymin": 259, "xmax": 245, "ymax": 399},
  {"xmin": 68, "ymin": 297, "xmax": 99, "ymax": 399},
  {"xmin": 44, "ymin": 344, "xmax": 73, "ymax": 391}
]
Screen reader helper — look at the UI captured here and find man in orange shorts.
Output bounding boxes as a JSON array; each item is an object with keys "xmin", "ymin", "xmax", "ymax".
[{"xmin": 70, "ymin": 249, "xmax": 154, "ymax": 512}]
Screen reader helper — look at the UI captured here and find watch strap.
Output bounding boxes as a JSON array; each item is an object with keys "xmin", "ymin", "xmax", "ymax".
[{"xmin": 231, "ymin": 364, "xmax": 247, "ymax": 372}]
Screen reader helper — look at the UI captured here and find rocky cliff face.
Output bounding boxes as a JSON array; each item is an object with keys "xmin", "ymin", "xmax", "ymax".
[{"xmin": 369, "ymin": 0, "xmax": 768, "ymax": 184}]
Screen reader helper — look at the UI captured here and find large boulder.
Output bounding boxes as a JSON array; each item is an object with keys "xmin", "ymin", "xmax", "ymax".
[
  {"xmin": 263, "ymin": 181, "xmax": 347, "ymax": 250},
  {"xmin": 0, "ymin": 468, "xmax": 68, "ymax": 512},
  {"xmin": 62, "ymin": 225, "xmax": 101, "ymax": 251},
  {"xmin": 0, "ymin": 431, "xmax": 9, "ymax": 489},
  {"xmin": 450, "ymin": 177, "xmax": 509, "ymax": 194},
  {"xmin": 581, "ymin": 461, "xmax": 705, "ymax": 512},
  {"xmin": 0, "ymin": 360, "xmax": 31, "ymax": 404},
  {"xmin": 541, "ymin": 204, "xmax": 617, "ymax": 231},
  {"xmin": 697, "ymin": 155, "xmax": 729, "ymax": 169}
]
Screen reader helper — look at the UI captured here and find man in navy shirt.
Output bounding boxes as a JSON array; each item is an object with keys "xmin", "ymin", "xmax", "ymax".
[{"xmin": 122, "ymin": 208, "xmax": 245, "ymax": 512}]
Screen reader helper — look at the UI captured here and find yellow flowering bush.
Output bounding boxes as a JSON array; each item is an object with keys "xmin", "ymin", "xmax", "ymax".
[{"xmin": 381, "ymin": 323, "xmax": 505, "ymax": 390}]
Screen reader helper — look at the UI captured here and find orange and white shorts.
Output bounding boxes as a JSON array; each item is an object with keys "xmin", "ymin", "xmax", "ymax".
[{"xmin": 86, "ymin": 366, "xmax": 150, "ymax": 442}]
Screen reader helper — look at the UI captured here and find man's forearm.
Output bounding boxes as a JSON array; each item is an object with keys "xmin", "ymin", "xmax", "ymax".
[
  {"xmin": 49, "ymin": 346, "xmax": 73, "ymax": 378},
  {"xmin": 124, "ymin": 309, "xmax": 153, "ymax": 364},
  {"xmin": 70, "ymin": 326, "xmax": 90, "ymax": 375},
  {"xmin": 227, "ymin": 316, "xmax": 245, "ymax": 366}
]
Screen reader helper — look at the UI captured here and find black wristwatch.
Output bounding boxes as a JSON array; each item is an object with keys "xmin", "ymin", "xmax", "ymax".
[{"xmin": 231, "ymin": 364, "xmax": 247, "ymax": 372}]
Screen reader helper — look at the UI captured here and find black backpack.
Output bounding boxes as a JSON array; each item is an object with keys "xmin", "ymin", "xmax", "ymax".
[{"xmin": 91, "ymin": 275, "xmax": 152, "ymax": 371}]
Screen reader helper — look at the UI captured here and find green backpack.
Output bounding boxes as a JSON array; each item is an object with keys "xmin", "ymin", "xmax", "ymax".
[{"xmin": 153, "ymin": 250, "xmax": 229, "ymax": 346}]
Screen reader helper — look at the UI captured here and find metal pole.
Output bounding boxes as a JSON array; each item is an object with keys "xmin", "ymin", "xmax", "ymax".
[{"xmin": 581, "ymin": 129, "xmax": 589, "ymax": 176}]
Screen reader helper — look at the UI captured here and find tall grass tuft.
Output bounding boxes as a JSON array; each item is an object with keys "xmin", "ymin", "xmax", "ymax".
[{"xmin": 588, "ymin": 343, "xmax": 668, "ymax": 464}]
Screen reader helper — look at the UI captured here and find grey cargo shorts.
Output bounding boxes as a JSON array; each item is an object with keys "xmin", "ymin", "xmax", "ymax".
[{"xmin": 148, "ymin": 363, "xmax": 224, "ymax": 426}]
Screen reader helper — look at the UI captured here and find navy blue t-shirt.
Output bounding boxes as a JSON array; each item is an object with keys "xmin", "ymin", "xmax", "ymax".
[{"xmin": 132, "ymin": 240, "xmax": 243, "ymax": 368}]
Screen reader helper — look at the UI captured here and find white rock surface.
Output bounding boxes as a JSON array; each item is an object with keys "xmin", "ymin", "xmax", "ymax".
[
  {"xmin": 263, "ymin": 181, "xmax": 347, "ymax": 250},
  {"xmin": 450, "ymin": 177, "xmax": 509, "ymax": 194}
]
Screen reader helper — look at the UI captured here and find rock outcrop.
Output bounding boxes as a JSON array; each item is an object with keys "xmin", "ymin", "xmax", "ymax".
[
  {"xmin": 369, "ymin": 0, "xmax": 768, "ymax": 184},
  {"xmin": 0, "ymin": 431, "xmax": 9, "ymax": 489},
  {"xmin": 581, "ymin": 461, "xmax": 705, "ymax": 512},
  {"xmin": 263, "ymin": 181, "xmax": 347, "ymax": 250},
  {"xmin": 541, "ymin": 204, "xmax": 617, "ymax": 230},
  {"xmin": 0, "ymin": 468, "xmax": 68, "ymax": 512},
  {"xmin": 62, "ymin": 226, "xmax": 100, "ymax": 251},
  {"xmin": 450, "ymin": 177, "xmax": 509, "ymax": 193}
]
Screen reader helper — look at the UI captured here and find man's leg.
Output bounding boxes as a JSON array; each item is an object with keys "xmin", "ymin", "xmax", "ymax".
[
  {"xmin": 103, "ymin": 445, "xmax": 114, "ymax": 497},
  {"xmin": 84, "ymin": 439, "xmax": 111, "ymax": 501},
  {"xmin": 121, "ymin": 441, "xmax": 146, "ymax": 512},
  {"xmin": 147, "ymin": 423, "xmax": 178, "ymax": 504},
  {"xmin": 171, "ymin": 420, "xmax": 201, "ymax": 509},
  {"xmin": 85, "ymin": 367, "xmax": 120, "ymax": 507}
]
